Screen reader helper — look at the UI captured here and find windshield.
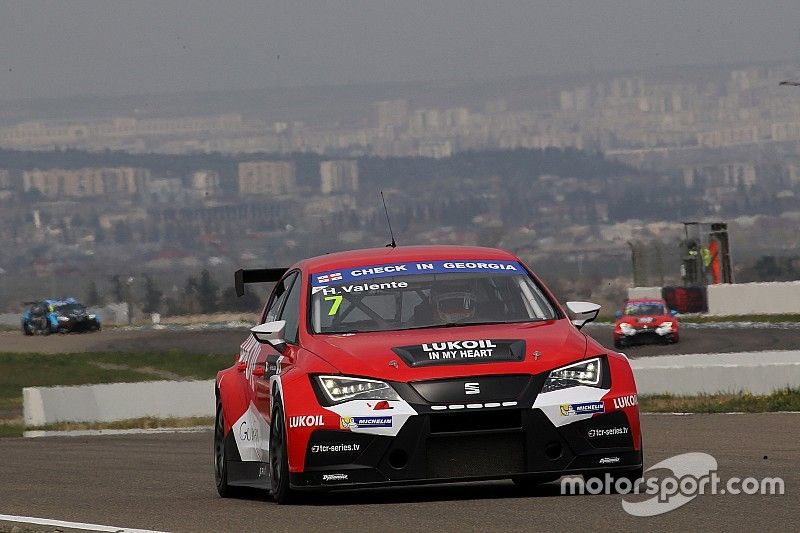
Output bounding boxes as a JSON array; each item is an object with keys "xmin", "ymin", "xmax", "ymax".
[
  {"xmin": 310, "ymin": 260, "xmax": 556, "ymax": 333},
  {"xmin": 56, "ymin": 303, "xmax": 86, "ymax": 313},
  {"xmin": 624, "ymin": 302, "xmax": 665, "ymax": 316}
]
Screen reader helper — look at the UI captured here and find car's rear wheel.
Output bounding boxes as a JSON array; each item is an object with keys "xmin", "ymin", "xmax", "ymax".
[
  {"xmin": 214, "ymin": 398, "xmax": 236, "ymax": 497},
  {"xmin": 269, "ymin": 399, "xmax": 296, "ymax": 504}
]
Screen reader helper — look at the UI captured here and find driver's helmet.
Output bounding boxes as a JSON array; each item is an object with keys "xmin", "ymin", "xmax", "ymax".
[{"xmin": 431, "ymin": 280, "xmax": 477, "ymax": 322}]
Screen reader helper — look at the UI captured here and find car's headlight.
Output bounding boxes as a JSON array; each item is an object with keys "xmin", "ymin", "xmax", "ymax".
[
  {"xmin": 659, "ymin": 321, "xmax": 673, "ymax": 329},
  {"xmin": 57, "ymin": 316, "xmax": 69, "ymax": 321},
  {"xmin": 315, "ymin": 375, "xmax": 401, "ymax": 405},
  {"xmin": 88, "ymin": 314, "xmax": 96, "ymax": 319},
  {"xmin": 618, "ymin": 322, "xmax": 634, "ymax": 332},
  {"xmin": 542, "ymin": 357, "xmax": 602, "ymax": 393}
]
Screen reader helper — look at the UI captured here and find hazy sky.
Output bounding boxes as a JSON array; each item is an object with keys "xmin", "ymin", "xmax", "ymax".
[{"xmin": 1, "ymin": 1, "xmax": 799, "ymax": 100}]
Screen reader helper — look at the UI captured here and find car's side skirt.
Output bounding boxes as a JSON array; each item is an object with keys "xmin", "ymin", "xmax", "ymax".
[{"xmin": 227, "ymin": 459, "xmax": 270, "ymax": 490}]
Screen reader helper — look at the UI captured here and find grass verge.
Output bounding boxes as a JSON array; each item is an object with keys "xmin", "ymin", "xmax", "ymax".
[
  {"xmin": 0, "ymin": 350, "xmax": 231, "ymax": 437},
  {"xmin": 640, "ymin": 388, "xmax": 800, "ymax": 413}
]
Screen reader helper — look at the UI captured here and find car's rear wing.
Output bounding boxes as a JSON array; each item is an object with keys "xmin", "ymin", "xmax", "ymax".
[{"xmin": 234, "ymin": 268, "xmax": 287, "ymax": 297}]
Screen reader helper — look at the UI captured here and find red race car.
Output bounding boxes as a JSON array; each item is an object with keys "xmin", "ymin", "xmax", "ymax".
[
  {"xmin": 613, "ymin": 298, "xmax": 679, "ymax": 349},
  {"xmin": 214, "ymin": 245, "xmax": 642, "ymax": 503}
]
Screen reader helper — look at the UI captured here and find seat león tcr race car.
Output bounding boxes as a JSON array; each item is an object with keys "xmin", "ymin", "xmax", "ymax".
[
  {"xmin": 613, "ymin": 298, "xmax": 679, "ymax": 348},
  {"xmin": 215, "ymin": 246, "xmax": 642, "ymax": 503}
]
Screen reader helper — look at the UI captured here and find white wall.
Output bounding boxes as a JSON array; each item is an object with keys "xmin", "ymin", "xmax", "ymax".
[
  {"xmin": 629, "ymin": 281, "xmax": 800, "ymax": 315},
  {"xmin": 626, "ymin": 287, "xmax": 663, "ymax": 300},
  {"xmin": 631, "ymin": 350, "xmax": 800, "ymax": 395},
  {"xmin": 707, "ymin": 281, "xmax": 800, "ymax": 315},
  {"xmin": 23, "ymin": 380, "xmax": 215, "ymax": 427},
  {"xmin": 22, "ymin": 351, "xmax": 800, "ymax": 426}
]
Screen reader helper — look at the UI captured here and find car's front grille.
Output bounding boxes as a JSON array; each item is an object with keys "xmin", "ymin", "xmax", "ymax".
[
  {"xmin": 428, "ymin": 409, "xmax": 522, "ymax": 433},
  {"xmin": 426, "ymin": 432, "xmax": 525, "ymax": 478}
]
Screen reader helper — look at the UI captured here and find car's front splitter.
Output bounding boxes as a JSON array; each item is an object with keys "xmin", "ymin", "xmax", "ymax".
[{"xmin": 290, "ymin": 407, "xmax": 641, "ymax": 490}]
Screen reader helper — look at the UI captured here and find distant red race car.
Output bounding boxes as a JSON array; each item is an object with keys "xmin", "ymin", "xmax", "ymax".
[
  {"xmin": 613, "ymin": 298, "xmax": 679, "ymax": 349},
  {"xmin": 214, "ymin": 245, "xmax": 642, "ymax": 503}
]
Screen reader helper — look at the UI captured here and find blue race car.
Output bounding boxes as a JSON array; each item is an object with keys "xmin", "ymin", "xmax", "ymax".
[{"xmin": 21, "ymin": 298, "xmax": 101, "ymax": 335}]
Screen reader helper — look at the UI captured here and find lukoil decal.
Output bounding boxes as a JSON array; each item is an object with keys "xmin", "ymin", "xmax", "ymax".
[
  {"xmin": 612, "ymin": 394, "xmax": 638, "ymax": 409},
  {"xmin": 560, "ymin": 402, "xmax": 605, "ymax": 416},
  {"xmin": 393, "ymin": 339, "xmax": 525, "ymax": 367},
  {"xmin": 289, "ymin": 415, "xmax": 324, "ymax": 428},
  {"xmin": 340, "ymin": 416, "xmax": 392, "ymax": 430}
]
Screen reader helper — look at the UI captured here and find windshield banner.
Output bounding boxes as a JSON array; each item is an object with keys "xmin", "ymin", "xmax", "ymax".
[{"xmin": 311, "ymin": 260, "xmax": 522, "ymax": 290}]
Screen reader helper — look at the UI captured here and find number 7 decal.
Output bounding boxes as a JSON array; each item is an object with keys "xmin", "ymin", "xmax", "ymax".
[{"xmin": 324, "ymin": 295, "xmax": 343, "ymax": 315}]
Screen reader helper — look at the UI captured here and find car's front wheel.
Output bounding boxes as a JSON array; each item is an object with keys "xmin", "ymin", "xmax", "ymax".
[
  {"xmin": 269, "ymin": 398, "xmax": 296, "ymax": 504},
  {"xmin": 214, "ymin": 398, "xmax": 236, "ymax": 497}
]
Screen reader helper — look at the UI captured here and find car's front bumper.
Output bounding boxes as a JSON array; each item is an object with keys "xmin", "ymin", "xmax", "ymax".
[
  {"xmin": 290, "ymin": 406, "xmax": 640, "ymax": 489},
  {"xmin": 57, "ymin": 317, "xmax": 100, "ymax": 332},
  {"xmin": 289, "ymin": 367, "xmax": 641, "ymax": 490}
]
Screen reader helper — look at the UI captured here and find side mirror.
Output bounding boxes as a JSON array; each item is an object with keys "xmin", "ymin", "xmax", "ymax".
[
  {"xmin": 566, "ymin": 301, "xmax": 601, "ymax": 330},
  {"xmin": 614, "ymin": 310, "xmax": 623, "ymax": 319},
  {"xmin": 671, "ymin": 309, "xmax": 678, "ymax": 316},
  {"xmin": 251, "ymin": 320, "xmax": 287, "ymax": 351}
]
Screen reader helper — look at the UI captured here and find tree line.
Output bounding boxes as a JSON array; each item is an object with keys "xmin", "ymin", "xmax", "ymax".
[{"xmin": 84, "ymin": 269, "xmax": 262, "ymax": 316}]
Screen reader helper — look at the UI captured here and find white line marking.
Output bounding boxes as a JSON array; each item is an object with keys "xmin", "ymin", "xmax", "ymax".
[
  {"xmin": 0, "ymin": 513, "xmax": 166, "ymax": 532},
  {"xmin": 24, "ymin": 426, "xmax": 212, "ymax": 438}
]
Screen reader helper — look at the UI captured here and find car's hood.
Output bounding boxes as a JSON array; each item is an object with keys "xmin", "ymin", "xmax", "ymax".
[{"xmin": 302, "ymin": 319, "xmax": 591, "ymax": 382}]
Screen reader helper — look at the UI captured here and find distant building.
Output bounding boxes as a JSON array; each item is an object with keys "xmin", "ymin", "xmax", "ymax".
[
  {"xmin": 0, "ymin": 169, "xmax": 11, "ymax": 189},
  {"xmin": 22, "ymin": 167, "xmax": 150, "ymax": 199},
  {"xmin": 238, "ymin": 161, "xmax": 296, "ymax": 196},
  {"xmin": 189, "ymin": 170, "xmax": 221, "ymax": 199},
  {"xmin": 375, "ymin": 99, "xmax": 408, "ymax": 132},
  {"xmin": 696, "ymin": 126, "xmax": 759, "ymax": 148},
  {"xmin": 145, "ymin": 178, "xmax": 185, "ymax": 203},
  {"xmin": 320, "ymin": 160, "xmax": 359, "ymax": 194}
]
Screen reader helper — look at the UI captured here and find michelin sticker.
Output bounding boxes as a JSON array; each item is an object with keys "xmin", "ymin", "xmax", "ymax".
[
  {"xmin": 560, "ymin": 402, "xmax": 605, "ymax": 416},
  {"xmin": 340, "ymin": 416, "xmax": 392, "ymax": 430}
]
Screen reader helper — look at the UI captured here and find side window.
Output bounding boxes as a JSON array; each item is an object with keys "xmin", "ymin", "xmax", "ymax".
[
  {"xmin": 262, "ymin": 272, "xmax": 298, "ymax": 324},
  {"xmin": 279, "ymin": 274, "xmax": 302, "ymax": 344}
]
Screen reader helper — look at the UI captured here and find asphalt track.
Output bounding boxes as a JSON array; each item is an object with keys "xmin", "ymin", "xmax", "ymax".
[
  {"xmin": 1, "ymin": 326, "xmax": 798, "ymax": 531},
  {"xmin": 2, "ymin": 323, "xmax": 800, "ymax": 356},
  {"xmin": 0, "ymin": 413, "xmax": 797, "ymax": 532}
]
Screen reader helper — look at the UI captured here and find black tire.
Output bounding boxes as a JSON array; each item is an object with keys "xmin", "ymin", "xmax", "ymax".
[
  {"xmin": 214, "ymin": 399, "xmax": 236, "ymax": 497},
  {"xmin": 613, "ymin": 339, "xmax": 624, "ymax": 349},
  {"xmin": 269, "ymin": 398, "xmax": 296, "ymax": 504},
  {"xmin": 22, "ymin": 324, "xmax": 33, "ymax": 336}
]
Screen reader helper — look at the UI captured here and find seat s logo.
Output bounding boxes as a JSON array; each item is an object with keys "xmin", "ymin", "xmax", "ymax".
[
  {"xmin": 289, "ymin": 415, "xmax": 324, "ymax": 428},
  {"xmin": 464, "ymin": 382, "xmax": 480, "ymax": 395}
]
